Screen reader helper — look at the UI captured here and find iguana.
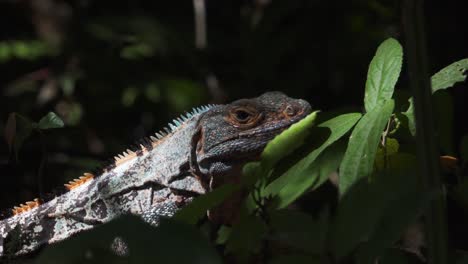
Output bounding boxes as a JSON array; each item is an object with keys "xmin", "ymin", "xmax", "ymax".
[{"xmin": 0, "ymin": 92, "xmax": 311, "ymax": 258}]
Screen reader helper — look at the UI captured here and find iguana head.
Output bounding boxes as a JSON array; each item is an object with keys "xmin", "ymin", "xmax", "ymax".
[
  {"xmin": 192, "ymin": 91, "xmax": 311, "ymax": 182},
  {"xmin": 190, "ymin": 91, "xmax": 311, "ymax": 224}
]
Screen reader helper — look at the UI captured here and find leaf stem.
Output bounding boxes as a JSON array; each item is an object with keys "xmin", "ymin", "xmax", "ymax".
[{"xmin": 402, "ymin": 1, "xmax": 448, "ymax": 263}]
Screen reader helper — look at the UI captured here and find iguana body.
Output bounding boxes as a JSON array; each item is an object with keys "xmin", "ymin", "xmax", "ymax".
[{"xmin": 0, "ymin": 92, "xmax": 311, "ymax": 258}]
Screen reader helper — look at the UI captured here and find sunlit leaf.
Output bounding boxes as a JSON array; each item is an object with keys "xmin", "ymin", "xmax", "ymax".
[
  {"xmin": 339, "ymin": 100, "xmax": 394, "ymax": 195},
  {"xmin": 261, "ymin": 111, "xmax": 319, "ymax": 169},
  {"xmin": 404, "ymin": 58, "xmax": 468, "ymax": 136},
  {"xmin": 431, "ymin": 58, "xmax": 468, "ymax": 92},
  {"xmin": 263, "ymin": 113, "xmax": 360, "ymax": 208},
  {"xmin": 364, "ymin": 38, "xmax": 403, "ymax": 112},
  {"xmin": 242, "ymin": 111, "xmax": 319, "ymax": 188},
  {"xmin": 265, "ymin": 140, "xmax": 346, "ymax": 209}
]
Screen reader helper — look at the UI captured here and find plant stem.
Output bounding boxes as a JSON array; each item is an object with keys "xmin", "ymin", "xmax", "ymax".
[{"xmin": 402, "ymin": 1, "xmax": 448, "ymax": 264}]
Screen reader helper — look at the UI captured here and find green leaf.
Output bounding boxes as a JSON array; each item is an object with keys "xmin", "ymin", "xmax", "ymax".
[
  {"xmin": 339, "ymin": 100, "xmax": 395, "ymax": 195},
  {"xmin": 375, "ymin": 137, "xmax": 399, "ymax": 169},
  {"xmin": 331, "ymin": 169, "xmax": 427, "ymax": 259},
  {"xmin": 37, "ymin": 112, "xmax": 64, "ymax": 130},
  {"xmin": 225, "ymin": 214, "xmax": 267, "ymax": 262},
  {"xmin": 37, "ymin": 215, "xmax": 221, "ymax": 264},
  {"xmin": 364, "ymin": 38, "xmax": 403, "ymax": 112},
  {"xmin": 215, "ymin": 225, "xmax": 232, "ymax": 244},
  {"xmin": 174, "ymin": 184, "xmax": 239, "ymax": 225},
  {"xmin": 269, "ymin": 209, "xmax": 329, "ymax": 254},
  {"xmin": 263, "ymin": 113, "xmax": 360, "ymax": 208},
  {"xmin": 404, "ymin": 58, "xmax": 468, "ymax": 136},
  {"xmin": 431, "ymin": 58, "xmax": 468, "ymax": 92},
  {"xmin": 266, "ymin": 140, "xmax": 346, "ymax": 209},
  {"xmin": 403, "ymin": 98, "xmax": 416, "ymax": 136},
  {"xmin": 261, "ymin": 111, "xmax": 319, "ymax": 169},
  {"xmin": 242, "ymin": 111, "xmax": 319, "ymax": 188},
  {"xmin": 376, "ymin": 152, "xmax": 417, "ymax": 171},
  {"xmin": 356, "ymin": 189, "xmax": 430, "ymax": 263}
]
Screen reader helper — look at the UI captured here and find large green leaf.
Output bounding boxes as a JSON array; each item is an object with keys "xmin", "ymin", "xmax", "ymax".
[
  {"xmin": 339, "ymin": 100, "xmax": 395, "ymax": 195},
  {"xmin": 355, "ymin": 189, "xmax": 430, "ymax": 263},
  {"xmin": 331, "ymin": 169, "xmax": 428, "ymax": 260},
  {"xmin": 364, "ymin": 38, "xmax": 403, "ymax": 112},
  {"xmin": 269, "ymin": 209, "xmax": 329, "ymax": 254},
  {"xmin": 404, "ymin": 58, "xmax": 468, "ymax": 135},
  {"xmin": 263, "ymin": 113, "xmax": 361, "ymax": 208}
]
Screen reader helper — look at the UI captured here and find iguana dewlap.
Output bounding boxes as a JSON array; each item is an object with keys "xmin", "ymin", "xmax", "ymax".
[{"xmin": 0, "ymin": 92, "xmax": 311, "ymax": 258}]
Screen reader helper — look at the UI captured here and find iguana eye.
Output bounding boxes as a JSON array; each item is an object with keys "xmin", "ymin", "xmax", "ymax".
[
  {"xmin": 234, "ymin": 109, "xmax": 251, "ymax": 122},
  {"xmin": 227, "ymin": 106, "xmax": 261, "ymax": 127}
]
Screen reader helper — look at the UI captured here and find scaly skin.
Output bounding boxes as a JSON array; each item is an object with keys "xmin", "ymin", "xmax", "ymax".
[{"xmin": 0, "ymin": 91, "xmax": 311, "ymax": 258}]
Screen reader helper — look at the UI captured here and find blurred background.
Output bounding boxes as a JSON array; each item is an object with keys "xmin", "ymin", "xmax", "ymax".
[{"xmin": 0, "ymin": 0, "xmax": 467, "ymax": 216}]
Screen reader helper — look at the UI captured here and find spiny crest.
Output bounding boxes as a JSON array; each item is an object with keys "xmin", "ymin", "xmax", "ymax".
[
  {"xmin": 11, "ymin": 198, "xmax": 41, "ymax": 216},
  {"xmin": 111, "ymin": 103, "xmax": 216, "ymax": 167},
  {"xmin": 64, "ymin": 172, "xmax": 95, "ymax": 190}
]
